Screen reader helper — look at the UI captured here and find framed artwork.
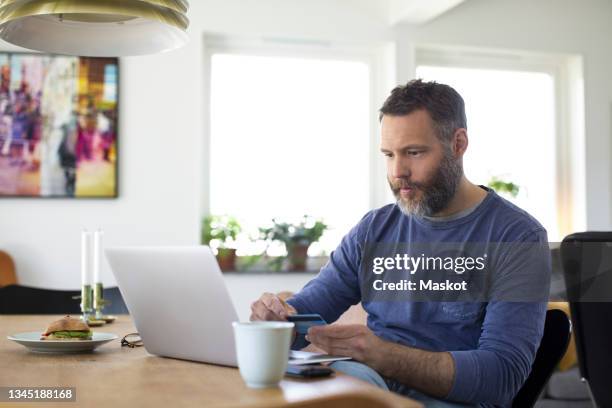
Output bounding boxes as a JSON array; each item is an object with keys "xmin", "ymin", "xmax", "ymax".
[{"xmin": 0, "ymin": 53, "xmax": 118, "ymax": 198}]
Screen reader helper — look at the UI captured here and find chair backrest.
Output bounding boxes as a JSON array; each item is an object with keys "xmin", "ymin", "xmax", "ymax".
[
  {"xmin": 0, "ymin": 250, "xmax": 17, "ymax": 287},
  {"xmin": 0, "ymin": 285, "xmax": 129, "ymax": 315},
  {"xmin": 0, "ymin": 285, "xmax": 81, "ymax": 314},
  {"xmin": 561, "ymin": 232, "xmax": 612, "ymax": 408},
  {"xmin": 102, "ymin": 286, "xmax": 129, "ymax": 314},
  {"xmin": 512, "ymin": 309, "xmax": 571, "ymax": 408}
]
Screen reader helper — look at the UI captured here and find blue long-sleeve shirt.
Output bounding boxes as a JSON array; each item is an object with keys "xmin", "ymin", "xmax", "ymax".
[{"xmin": 287, "ymin": 189, "xmax": 551, "ymax": 407}]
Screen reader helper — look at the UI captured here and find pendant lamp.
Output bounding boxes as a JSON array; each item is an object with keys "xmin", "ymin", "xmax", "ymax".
[{"xmin": 0, "ymin": 0, "xmax": 189, "ymax": 56}]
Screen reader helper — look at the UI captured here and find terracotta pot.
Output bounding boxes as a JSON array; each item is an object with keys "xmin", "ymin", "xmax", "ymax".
[
  {"xmin": 288, "ymin": 244, "xmax": 309, "ymax": 271},
  {"xmin": 216, "ymin": 248, "xmax": 237, "ymax": 272}
]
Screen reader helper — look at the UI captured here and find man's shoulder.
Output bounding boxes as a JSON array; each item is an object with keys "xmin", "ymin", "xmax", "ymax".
[
  {"xmin": 361, "ymin": 203, "xmax": 403, "ymax": 226},
  {"xmin": 347, "ymin": 203, "xmax": 401, "ymax": 240},
  {"xmin": 486, "ymin": 192, "xmax": 547, "ymax": 242},
  {"xmin": 370, "ymin": 202, "xmax": 401, "ymax": 218}
]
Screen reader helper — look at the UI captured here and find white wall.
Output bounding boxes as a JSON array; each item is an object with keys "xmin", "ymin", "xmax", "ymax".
[
  {"xmin": 396, "ymin": 0, "xmax": 612, "ymax": 231},
  {"xmin": 0, "ymin": 39, "xmax": 205, "ymax": 289},
  {"xmin": 0, "ymin": 0, "xmax": 393, "ymax": 290}
]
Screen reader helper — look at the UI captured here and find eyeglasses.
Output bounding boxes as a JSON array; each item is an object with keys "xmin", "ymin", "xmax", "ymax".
[{"xmin": 121, "ymin": 333, "xmax": 143, "ymax": 348}]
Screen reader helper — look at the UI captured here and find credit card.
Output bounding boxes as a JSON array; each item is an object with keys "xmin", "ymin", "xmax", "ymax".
[{"xmin": 287, "ymin": 314, "xmax": 327, "ymax": 335}]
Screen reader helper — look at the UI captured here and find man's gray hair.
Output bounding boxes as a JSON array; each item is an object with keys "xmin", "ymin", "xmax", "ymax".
[{"xmin": 379, "ymin": 79, "xmax": 467, "ymax": 144}]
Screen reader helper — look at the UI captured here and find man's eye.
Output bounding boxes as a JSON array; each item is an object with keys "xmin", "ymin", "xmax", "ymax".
[
  {"xmin": 408, "ymin": 151, "xmax": 422, "ymax": 156},
  {"xmin": 383, "ymin": 153, "xmax": 393, "ymax": 158}
]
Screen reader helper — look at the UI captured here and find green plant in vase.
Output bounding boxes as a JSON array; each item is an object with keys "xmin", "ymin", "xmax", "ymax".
[
  {"xmin": 201, "ymin": 215, "xmax": 241, "ymax": 271},
  {"xmin": 259, "ymin": 216, "xmax": 327, "ymax": 271}
]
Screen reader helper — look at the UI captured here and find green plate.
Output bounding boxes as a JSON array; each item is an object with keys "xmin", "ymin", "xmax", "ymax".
[{"xmin": 7, "ymin": 332, "xmax": 118, "ymax": 353}]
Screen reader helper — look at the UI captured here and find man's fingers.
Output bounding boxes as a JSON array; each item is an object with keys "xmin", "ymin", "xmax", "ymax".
[
  {"xmin": 251, "ymin": 300, "xmax": 285, "ymax": 320},
  {"xmin": 250, "ymin": 293, "xmax": 292, "ymax": 321},
  {"xmin": 250, "ymin": 300, "xmax": 283, "ymax": 321},
  {"xmin": 307, "ymin": 336, "xmax": 352, "ymax": 357},
  {"xmin": 306, "ymin": 333, "xmax": 331, "ymax": 351},
  {"xmin": 249, "ymin": 301, "xmax": 265, "ymax": 320},
  {"xmin": 308, "ymin": 324, "xmax": 364, "ymax": 339},
  {"xmin": 307, "ymin": 331, "xmax": 351, "ymax": 348},
  {"xmin": 262, "ymin": 293, "xmax": 288, "ymax": 318},
  {"xmin": 279, "ymin": 298, "xmax": 297, "ymax": 316}
]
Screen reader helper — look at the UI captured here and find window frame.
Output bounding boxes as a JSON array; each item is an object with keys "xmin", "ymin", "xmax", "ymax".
[
  {"xmin": 414, "ymin": 45, "xmax": 586, "ymax": 240},
  {"xmin": 201, "ymin": 34, "xmax": 392, "ymax": 252}
]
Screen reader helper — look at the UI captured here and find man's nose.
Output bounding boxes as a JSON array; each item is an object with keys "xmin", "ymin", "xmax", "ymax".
[{"xmin": 390, "ymin": 158, "xmax": 410, "ymax": 180}]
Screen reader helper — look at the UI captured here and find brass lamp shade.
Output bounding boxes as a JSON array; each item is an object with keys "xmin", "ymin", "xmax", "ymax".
[{"xmin": 0, "ymin": 0, "xmax": 190, "ymax": 56}]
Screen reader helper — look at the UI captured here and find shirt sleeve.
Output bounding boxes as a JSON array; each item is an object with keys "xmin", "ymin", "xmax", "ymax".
[
  {"xmin": 447, "ymin": 229, "xmax": 551, "ymax": 405},
  {"xmin": 286, "ymin": 212, "xmax": 372, "ymax": 323}
]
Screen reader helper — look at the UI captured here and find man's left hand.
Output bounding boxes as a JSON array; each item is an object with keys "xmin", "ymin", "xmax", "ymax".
[
  {"xmin": 306, "ymin": 324, "xmax": 388, "ymax": 369},
  {"xmin": 308, "ymin": 323, "xmax": 455, "ymax": 399}
]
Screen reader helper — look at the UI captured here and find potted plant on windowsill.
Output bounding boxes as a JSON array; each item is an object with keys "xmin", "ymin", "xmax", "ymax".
[
  {"xmin": 201, "ymin": 215, "xmax": 242, "ymax": 272},
  {"xmin": 487, "ymin": 176, "xmax": 520, "ymax": 198},
  {"xmin": 259, "ymin": 216, "xmax": 328, "ymax": 271}
]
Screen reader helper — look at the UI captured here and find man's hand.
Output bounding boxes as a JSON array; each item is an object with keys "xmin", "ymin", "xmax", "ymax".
[
  {"xmin": 306, "ymin": 324, "xmax": 387, "ymax": 369},
  {"xmin": 307, "ymin": 323, "xmax": 454, "ymax": 399},
  {"xmin": 250, "ymin": 292, "xmax": 297, "ymax": 321}
]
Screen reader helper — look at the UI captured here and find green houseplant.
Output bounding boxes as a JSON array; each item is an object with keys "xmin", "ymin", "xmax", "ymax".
[
  {"xmin": 201, "ymin": 215, "xmax": 242, "ymax": 271},
  {"xmin": 487, "ymin": 176, "xmax": 520, "ymax": 198},
  {"xmin": 259, "ymin": 216, "xmax": 327, "ymax": 271}
]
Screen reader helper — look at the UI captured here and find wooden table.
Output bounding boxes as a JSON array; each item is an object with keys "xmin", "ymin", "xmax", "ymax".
[{"xmin": 0, "ymin": 315, "xmax": 421, "ymax": 408}]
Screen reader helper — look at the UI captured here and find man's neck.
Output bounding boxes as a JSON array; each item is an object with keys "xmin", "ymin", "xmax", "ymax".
[{"xmin": 433, "ymin": 177, "xmax": 487, "ymax": 218}]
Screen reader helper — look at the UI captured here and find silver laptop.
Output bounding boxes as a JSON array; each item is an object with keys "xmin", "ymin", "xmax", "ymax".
[
  {"xmin": 106, "ymin": 246, "xmax": 350, "ymax": 366},
  {"xmin": 106, "ymin": 246, "xmax": 239, "ymax": 366}
]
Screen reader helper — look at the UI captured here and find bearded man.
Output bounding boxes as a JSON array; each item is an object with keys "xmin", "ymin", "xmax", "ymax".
[{"xmin": 251, "ymin": 79, "xmax": 551, "ymax": 408}]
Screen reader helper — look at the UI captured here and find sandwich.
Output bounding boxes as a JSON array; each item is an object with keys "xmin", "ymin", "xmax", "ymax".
[{"xmin": 40, "ymin": 316, "xmax": 92, "ymax": 340}]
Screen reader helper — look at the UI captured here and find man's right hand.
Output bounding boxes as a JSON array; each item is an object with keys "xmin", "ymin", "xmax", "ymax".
[{"xmin": 250, "ymin": 292, "xmax": 297, "ymax": 321}]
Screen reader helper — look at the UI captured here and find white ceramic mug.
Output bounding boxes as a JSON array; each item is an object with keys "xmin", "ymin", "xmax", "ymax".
[{"xmin": 232, "ymin": 321, "xmax": 295, "ymax": 388}]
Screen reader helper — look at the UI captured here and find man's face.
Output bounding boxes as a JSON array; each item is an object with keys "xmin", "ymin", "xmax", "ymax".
[{"xmin": 380, "ymin": 109, "xmax": 462, "ymax": 217}]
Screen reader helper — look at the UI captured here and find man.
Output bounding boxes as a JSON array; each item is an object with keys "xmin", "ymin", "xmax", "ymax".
[{"xmin": 251, "ymin": 80, "xmax": 551, "ymax": 407}]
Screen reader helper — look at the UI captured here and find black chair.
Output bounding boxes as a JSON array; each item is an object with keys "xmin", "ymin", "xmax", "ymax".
[
  {"xmin": 101, "ymin": 286, "xmax": 129, "ymax": 314},
  {"xmin": 561, "ymin": 232, "xmax": 612, "ymax": 408},
  {"xmin": 512, "ymin": 309, "xmax": 572, "ymax": 408},
  {"xmin": 0, "ymin": 284, "xmax": 128, "ymax": 315}
]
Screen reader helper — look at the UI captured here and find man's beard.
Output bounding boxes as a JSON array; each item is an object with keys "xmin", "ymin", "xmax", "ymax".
[{"xmin": 389, "ymin": 148, "xmax": 463, "ymax": 217}]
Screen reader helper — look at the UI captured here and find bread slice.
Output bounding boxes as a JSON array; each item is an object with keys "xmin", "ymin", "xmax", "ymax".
[
  {"xmin": 44, "ymin": 316, "xmax": 90, "ymax": 334},
  {"xmin": 40, "ymin": 316, "xmax": 92, "ymax": 340}
]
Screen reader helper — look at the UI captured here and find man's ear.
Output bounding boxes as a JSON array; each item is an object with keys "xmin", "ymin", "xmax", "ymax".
[{"xmin": 452, "ymin": 128, "xmax": 468, "ymax": 158}]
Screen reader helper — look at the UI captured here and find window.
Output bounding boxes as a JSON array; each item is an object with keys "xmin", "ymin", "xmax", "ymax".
[
  {"xmin": 416, "ymin": 64, "xmax": 559, "ymax": 239},
  {"xmin": 208, "ymin": 53, "xmax": 371, "ymax": 255}
]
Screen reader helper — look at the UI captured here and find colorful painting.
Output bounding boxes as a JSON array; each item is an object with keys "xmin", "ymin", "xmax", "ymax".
[{"xmin": 0, "ymin": 54, "xmax": 118, "ymax": 197}]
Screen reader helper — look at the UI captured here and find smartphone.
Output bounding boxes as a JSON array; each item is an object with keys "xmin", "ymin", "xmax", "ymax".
[
  {"xmin": 287, "ymin": 313, "xmax": 327, "ymax": 350},
  {"xmin": 285, "ymin": 364, "xmax": 333, "ymax": 378}
]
